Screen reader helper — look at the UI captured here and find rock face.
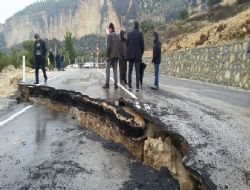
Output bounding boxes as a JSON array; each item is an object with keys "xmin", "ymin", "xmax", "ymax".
[{"xmin": 0, "ymin": 0, "xmax": 186, "ymax": 48}]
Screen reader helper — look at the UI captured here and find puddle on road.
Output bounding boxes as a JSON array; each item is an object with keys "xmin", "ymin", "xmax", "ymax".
[{"xmin": 18, "ymin": 84, "xmax": 216, "ymax": 190}]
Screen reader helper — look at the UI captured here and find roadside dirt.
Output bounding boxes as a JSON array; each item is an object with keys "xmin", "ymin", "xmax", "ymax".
[{"xmin": 0, "ymin": 65, "xmax": 33, "ymax": 97}]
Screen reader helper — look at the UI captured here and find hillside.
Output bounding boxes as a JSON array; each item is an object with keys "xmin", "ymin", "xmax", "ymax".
[
  {"xmin": 144, "ymin": 3, "xmax": 250, "ymax": 54},
  {"xmin": 0, "ymin": 0, "xmax": 187, "ymax": 48}
]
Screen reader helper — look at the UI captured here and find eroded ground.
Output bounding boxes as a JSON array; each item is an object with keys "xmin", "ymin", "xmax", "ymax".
[{"xmin": 0, "ymin": 105, "xmax": 179, "ymax": 190}]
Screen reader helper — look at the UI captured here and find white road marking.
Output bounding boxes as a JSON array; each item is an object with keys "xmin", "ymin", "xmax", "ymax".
[
  {"xmin": 37, "ymin": 74, "xmax": 63, "ymax": 86},
  {"xmin": 0, "ymin": 105, "xmax": 34, "ymax": 127},
  {"xmin": 0, "ymin": 74, "xmax": 63, "ymax": 127},
  {"xmin": 97, "ymin": 70, "xmax": 138, "ymax": 99}
]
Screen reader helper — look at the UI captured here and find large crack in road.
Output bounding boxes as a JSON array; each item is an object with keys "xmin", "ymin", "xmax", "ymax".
[
  {"xmin": 0, "ymin": 103, "xmax": 179, "ymax": 190},
  {"xmin": 18, "ymin": 84, "xmax": 217, "ymax": 190}
]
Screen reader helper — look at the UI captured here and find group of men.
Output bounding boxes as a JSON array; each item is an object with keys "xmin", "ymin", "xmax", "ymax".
[
  {"xmin": 48, "ymin": 50, "xmax": 65, "ymax": 71},
  {"xmin": 104, "ymin": 21, "xmax": 161, "ymax": 91},
  {"xmin": 33, "ymin": 21, "xmax": 162, "ymax": 88}
]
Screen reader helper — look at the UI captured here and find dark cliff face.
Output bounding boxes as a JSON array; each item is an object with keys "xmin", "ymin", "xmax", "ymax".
[{"xmin": 1, "ymin": 0, "xmax": 187, "ymax": 48}]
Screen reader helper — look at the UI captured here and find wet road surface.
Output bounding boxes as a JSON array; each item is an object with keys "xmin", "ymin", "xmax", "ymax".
[
  {"xmin": 1, "ymin": 68, "xmax": 250, "ymax": 190},
  {"xmin": 0, "ymin": 104, "xmax": 179, "ymax": 190},
  {"xmin": 45, "ymin": 68, "xmax": 250, "ymax": 190}
]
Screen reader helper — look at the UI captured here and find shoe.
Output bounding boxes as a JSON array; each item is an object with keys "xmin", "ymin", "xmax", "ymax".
[
  {"xmin": 128, "ymin": 85, "xmax": 132, "ymax": 91},
  {"xmin": 136, "ymin": 88, "xmax": 140, "ymax": 92},
  {"xmin": 103, "ymin": 84, "xmax": 109, "ymax": 89},
  {"xmin": 151, "ymin": 86, "xmax": 159, "ymax": 90},
  {"xmin": 114, "ymin": 85, "xmax": 118, "ymax": 89},
  {"xmin": 34, "ymin": 82, "xmax": 39, "ymax": 85},
  {"xmin": 45, "ymin": 78, "xmax": 48, "ymax": 83}
]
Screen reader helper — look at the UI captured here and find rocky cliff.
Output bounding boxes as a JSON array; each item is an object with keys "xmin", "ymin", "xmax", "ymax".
[{"xmin": 0, "ymin": 0, "xmax": 186, "ymax": 48}]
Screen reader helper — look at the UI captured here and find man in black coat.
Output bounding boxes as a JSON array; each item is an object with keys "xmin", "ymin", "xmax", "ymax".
[
  {"xmin": 33, "ymin": 34, "xmax": 47, "ymax": 84},
  {"xmin": 127, "ymin": 21, "xmax": 145, "ymax": 91},
  {"xmin": 151, "ymin": 32, "xmax": 161, "ymax": 90}
]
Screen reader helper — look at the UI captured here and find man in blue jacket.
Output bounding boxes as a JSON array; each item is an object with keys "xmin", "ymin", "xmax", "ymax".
[
  {"xmin": 127, "ymin": 21, "xmax": 145, "ymax": 91},
  {"xmin": 34, "ymin": 34, "xmax": 47, "ymax": 84}
]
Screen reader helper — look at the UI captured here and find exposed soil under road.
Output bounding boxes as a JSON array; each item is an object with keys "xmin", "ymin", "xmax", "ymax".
[{"xmin": 0, "ymin": 105, "xmax": 179, "ymax": 190}]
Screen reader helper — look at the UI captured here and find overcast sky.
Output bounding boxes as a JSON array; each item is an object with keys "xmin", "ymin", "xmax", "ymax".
[{"xmin": 0, "ymin": 0, "xmax": 35, "ymax": 23}]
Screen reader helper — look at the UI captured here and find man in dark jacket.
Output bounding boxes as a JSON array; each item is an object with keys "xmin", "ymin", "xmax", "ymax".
[
  {"xmin": 55, "ymin": 52, "xmax": 61, "ymax": 71},
  {"xmin": 48, "ymin": 49, "xmax": 55, "ymax": 71},
  {"xmin": 103, "ymin": 23, "xmax": 120, "ymax": 89},
  {"xmin": 248, "ymin": 36, "xmax": 250, "ymax": 54},
  {"xmin": 34, "ymin": 33, "xmax": 47, "ymax": 84},
  {"xmin": 61, "ymin": 53, "xmax": 65, "ymax": 71},
  {"xmin": 119, "ymin": 30, "xmax": 128, "ymax": 85},
  {"xmin": 127, "ymin": 21, "xmax": 145, "ymax": 91},
  {"xmin": 151, "ymin": 32, "xmax": 161, "ymax": 90}
]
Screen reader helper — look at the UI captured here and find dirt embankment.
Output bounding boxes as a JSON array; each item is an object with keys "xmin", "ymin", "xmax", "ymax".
[
  {"xmin": 0, "ymin": 65, "xmax": 33, "ymax": 97},
  {"xmin": 163, "ymin": 7, "xmax": 250, "ymax": 52},
  {"xmin": 144, "ymin": 4, "xmax": 250, "ymax": 55}
]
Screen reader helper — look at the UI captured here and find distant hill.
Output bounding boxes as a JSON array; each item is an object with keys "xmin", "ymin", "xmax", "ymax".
[
  {"xmin": 144, "ymin": 2, "xmax": 250, "ymax": 55},
  {"xmin": 0, "ymin": 0, "xmax": 188, "ymax": 48}
]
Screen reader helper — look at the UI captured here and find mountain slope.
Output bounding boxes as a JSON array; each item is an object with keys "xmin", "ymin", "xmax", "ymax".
[
  {"xmin": 0, "ymin": 0, "xmax": 187, "ymax": 48},
  {"xmin": 144, "ymin": 3, "xmax": 250, "ymax": 55}
]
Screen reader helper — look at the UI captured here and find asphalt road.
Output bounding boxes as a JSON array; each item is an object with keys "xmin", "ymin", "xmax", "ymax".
[
  {"xmin": 0, "ymin": 70, "xmax": 179, "ymax": 190},
  {"xmin": 0, "ymin": 68, "xmax": 249, "ymax": 190}
]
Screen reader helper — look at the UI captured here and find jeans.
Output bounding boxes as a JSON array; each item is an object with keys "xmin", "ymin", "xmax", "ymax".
[
  {"xmin": 106, "ymin": 58, "xmax": 118, "ymax": 86},
  {"xmin": 154, "ymin": 63, "xmax": 159, "ymax": 87},
  {"xmin": 128, "ymin": 60, "xmax": 140, "ymax": 89},
  {"xmin": 61, "ymin": 61, "xmax": 64, "ymax": 71},
  {"xmin": 35, "ymin": 56, "xmax": 47, "ymax": 83}
]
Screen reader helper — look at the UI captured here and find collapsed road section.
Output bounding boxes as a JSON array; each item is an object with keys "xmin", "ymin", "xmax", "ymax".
[{"xmin": 19, "ymin": 84, "xmax": 216, "ymax": 190}]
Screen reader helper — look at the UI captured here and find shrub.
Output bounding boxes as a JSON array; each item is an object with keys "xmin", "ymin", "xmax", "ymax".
[
  {"xmin": 141, "ymin": 20, "xmax": 155, "ymax": 33},
  {"xmin": 178, "ymin": 9, "xmax": 189, "ymax": 20}
]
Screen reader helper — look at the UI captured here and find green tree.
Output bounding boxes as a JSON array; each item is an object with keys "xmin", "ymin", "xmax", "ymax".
[
  {"xmin": 64, "ymin": 31, "xmax": 75, "ymax": 64},
  {"xmin": 178, "ymin": 9, "xmax": 189, "ymax": 20},
  {"xmin": 0, "ymin": 51, "xmax": 7, "ymax": 71},
  {"xmin": 141, "ymin": 20, "xmax": 155, "ymax": 33},
  {"xmin": 22, "ymin": 40, "xmax": 34, "ymax": 68},
  {"xmin": 7, "ymin": 48, "xmax": 21, "ymax": 68}
]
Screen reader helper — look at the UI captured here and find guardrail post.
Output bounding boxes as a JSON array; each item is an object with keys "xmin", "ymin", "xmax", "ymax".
[{"xmin": 22, "ymin": 55, "xmax": 26, "ymax": 83}]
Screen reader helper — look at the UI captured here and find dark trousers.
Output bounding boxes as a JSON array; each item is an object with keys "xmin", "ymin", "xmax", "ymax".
[
  {"xmin": 140, "ymin": 63, "xmax": 146, "ymax": 87},
  {"xmin": 119, "ymin": 59, "xmax": 127, "ymax": 84},
  {"xmin": 154, "ymin": 63, "xmax": 160, "ymax": 87},
  {"xmin": 128, "ymin": 60, "xmax": 140, "ymax": 89},
  {"xmin": 35, "ymin": 56, "xmax": 47, "ymax": 83},
  {"xmin": 106, "ymin": 58, "xmax": 118, "ymax": 86}
]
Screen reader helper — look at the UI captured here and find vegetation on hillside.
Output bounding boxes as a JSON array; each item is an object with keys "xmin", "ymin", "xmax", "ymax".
[
  {"xmin": 144, "ymin": 2, "xmax": 250, "ymax": 54},
  {"xmin": 12, "ymin": 0, "xmax": 79, "ymax": 19},
  {"xmin": 0, "ymin": 49, "xmax": 22, "ymax": 72},
  {"xmin": 178, "ymin": 9, "xmax": 189, "ymax": 20}
]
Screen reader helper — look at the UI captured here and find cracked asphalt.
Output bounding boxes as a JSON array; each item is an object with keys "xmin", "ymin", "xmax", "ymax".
[
  {"xmin": 0, "ymin": 104, "xmax": 179, "ymax": 190},
  {"xmin": 0, "ymin": 68, "xmax": 250, "ymax": 190}
]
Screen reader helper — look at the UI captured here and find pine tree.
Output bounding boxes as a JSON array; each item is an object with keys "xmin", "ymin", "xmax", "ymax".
[{"xmin": 64, "ymin": 31, "xmax": 75, "ymax": 63}]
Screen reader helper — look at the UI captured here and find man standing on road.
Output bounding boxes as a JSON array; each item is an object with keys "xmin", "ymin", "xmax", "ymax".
[
  {"xmin": 55, "ymin": 52, "xmax": 61, "ymax": 71},
  {"xmin": 103, "ymin": 23, "xmax": 120, "ymax": 89},
  {"xmin": 119, "ymin": 30, "xmax": 128, "ymax": 85},
  {"xmin": 127, "ymin": 21, "xmax": 145, "ymax": 91},
  {"xmin": 34, "ymin": 34, "xmax": 48, "ymax": 84},
  {"xmin": 151, "ymin": 32, "xmax": 161, "ymax": 90},
  {"xmin": 48, "ymin": 49, "xmax": 55, "ymax": 71},
  {"xmin": 61, "ymin": 53, "xmax": 65, "ymax": 71}
]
